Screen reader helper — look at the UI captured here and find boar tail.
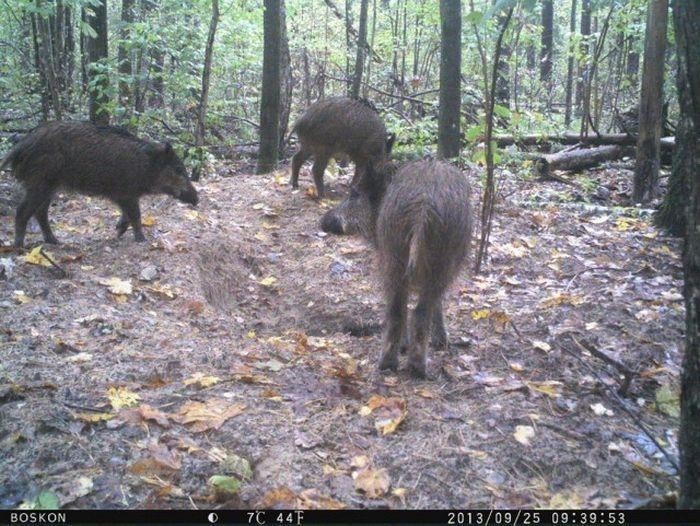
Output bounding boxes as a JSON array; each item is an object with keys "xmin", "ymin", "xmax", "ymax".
[{"xmin": 406, "ymin": 212, "xmax": 427, "ymax": 280}]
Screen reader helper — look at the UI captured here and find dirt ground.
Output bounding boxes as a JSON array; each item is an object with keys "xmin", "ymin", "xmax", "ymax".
[{"xmin": 0, "ymin": 157, "xmax": 683, "ymax": 509}]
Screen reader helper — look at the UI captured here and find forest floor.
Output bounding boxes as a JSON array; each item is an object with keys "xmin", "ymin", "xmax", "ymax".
[{"xmin": 0, "ymin": 156, "xmax": 683, "ymax": 509}]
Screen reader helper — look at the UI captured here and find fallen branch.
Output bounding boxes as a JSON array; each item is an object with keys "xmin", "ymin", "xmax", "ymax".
[
  {"xmin": 571, "ymin": 334, "xmax": 636, "ymax": 396},
  {"xmin": 491, "ymin": 132, "xmax": 675, "ymax": 150},
  {"xmin": 534, "ymin": 144, "xmax": 632, "ymax": 179}
]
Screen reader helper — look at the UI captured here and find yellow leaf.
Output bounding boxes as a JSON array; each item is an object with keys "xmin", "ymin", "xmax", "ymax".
[
  {"xmin": 184, "ymin": 373, "xmax": 221, "ymax": 388},
  {"xmin": 549, "ymin": 490, "xmax": 584, "ymax": 509},
  {"xmin": 359, "ymin": 395, "xmax": 407, "ymax": 436},
  {"xmin": 141, "ymin": 215, "xmax": 157, "ymax": 227},
  {"xmin": 513, "ymin": 425, "xmax": 535, "ymax": 446},
  {"xmin": 13, "ymin": 291, "xmax": 31, "ymax": 304},
  {"xmin": 100, "ymin": 277, "xmax": 133, "ymax": 295},
  {"xmin": 148, "ymin": 283, "xmax": 177, "ymax": 299},
  {"xmin": 471, "ymin": 309, "xmax": 490, "ymax": 320},
  {"xmin": 173, "ymin": 399, "xmax": 246, "ymax": 432},
  {"xmin": 74, "ymin": 412, "xmax": 113, "ymax": 422},
  {"xmin": 247, "ymin": 330, "xmax": 256, "ymax": 339},
  {"xmin": 107, "ymin": 386, "xmax": 141, "ymax": 410},
  {"xmin": 526, "ymin": 380, "xmax": 563, "ymax": 398},
  {"xmin": 259, "ymin": 276, "xmax": 278, "ymax": 288},
  {"xmin": 22, "ymin": 246, "xmax": 53, "ymax": 267}
]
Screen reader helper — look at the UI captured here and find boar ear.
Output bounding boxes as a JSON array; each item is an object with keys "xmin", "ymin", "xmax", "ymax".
[{"xmin": 386, "ymin": 133, "xmax": 396, "ymax": 155}]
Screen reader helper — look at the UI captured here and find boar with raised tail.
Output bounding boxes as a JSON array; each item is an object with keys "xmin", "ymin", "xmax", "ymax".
[{"xmin": 321, "ymin": 159, "xmax": 472, "ymax": 378}]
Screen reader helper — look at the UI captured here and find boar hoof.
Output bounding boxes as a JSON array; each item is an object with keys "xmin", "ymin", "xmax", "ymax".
[
  {"xmin": 378, "ymin": 353, "xmax": 399, "ymax": 372},
  {"xmin": 116, "ymin": 220, "xmax": 129, "ymax": 236},
  {"xmin": 431, "ymin": 331, "xmax": 448, "ymax": 351},
  {"xmin": 133, "ymin": 232, "xmax": 146, "ymax": 242},
  {"xmin": 408, "ymin": 359, "xmax": 427, "ymax": 379},
  {"xmin": 44, "ymin": 236, "xmax": 60, "ymax": 245}
]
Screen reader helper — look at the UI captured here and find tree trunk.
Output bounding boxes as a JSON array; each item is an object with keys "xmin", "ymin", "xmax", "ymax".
[
  {"xmin": 437, "ymin": 0, "xmax": 461, "ymax": 159},
  {"xmin": 31, "ymin": 13, "xmax": 50, "ymax": 119},
  {"xmin": 278, "ymin": 0, "xmax": 292, "ymax": 155},
  {"xmin": 364, "ymin": 0, "xmax": 377, "ymax": 98},
  {"xmin": 350, "ymin": 0, "xmax": 368, "ymax": 98},
  {"xmin": 633, "ymin": 0, "xmax": 668, "ymax": 203},
  {"xmin": 118, "ymin": 0, "xmax": 134, "ymax": 111},
  {"xmin": 148, "ymin": 48, "xmax": 165, "ymax": 108},
  {"xmin": 345, "ymin": 0, "xmax": 352, "ymax": 93},
  {"xmin": 257, "ymin": 0, "xmax": 281, "ymax": 174},
  {"xmin": 575, "ymin": 0, "xmax": 591, "ymax": 115},
  {"xmin": 540, "ymin": 0, "xmax": 553, "ymax": 89},
  {"xmin": 495, "ymin": 6, "xmax": 511, "ymax": 108},
  {"xmin": 675, "ymin": 0, "xmax": 700, "ymax": 508},
  {"xmin": 85, "ymin": 0, "xmax": 109, "ymax": 125},
  {"xmin": 191, "ymin": 0, "xmax": 219, "ymax": 182},
  {"xmin": 564, "ymin": 0, "xmax": 578, "ymax": 127}
]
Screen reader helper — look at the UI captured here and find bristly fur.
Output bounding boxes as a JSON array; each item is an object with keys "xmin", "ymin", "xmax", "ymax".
[
  {"xmin": 321, "ymin": 159, "xmax": 473, "ymax": 378},
  {"xmin": 290, "ymin": 96, "xmax": 395, "ymax": 198}
]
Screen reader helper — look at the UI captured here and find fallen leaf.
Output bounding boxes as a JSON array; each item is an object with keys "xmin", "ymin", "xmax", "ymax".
[
  {"xmin": 353, "ymin": 468, "xmax": 390, "ymax": 499},
  {"xmin": 590, "ymin": 402, "xmax": 614, "ymax": 416},
  {"xmin": 259, "ymin": 276, "xmax": 278, "ymax": 288},
  {"xmin": 184, "ymin": 372, "xmax": 221, "ymax": 388},
  {"xmin": 360, "ymin": 395, "xmax": 407, "ymax": 435},
  {"xmin": 471, "ymin": 309, "xmax": 490, "ymax": 320},
  {"xmin": 532, "ymin": 340, "xmax": 551, "ymax": 352},
  {"xmin": 74, "ymin": 412, "xmax": 113, "ymax": 423},
  {"xmin": 655, "ymin": 385, "xmax": 680, "ymax": 418},
  {"xmin": 173, "ymin": 399, "xmax": 246, "ymax": 432},
  {"xmin": 513, "ymin": 425, "xmax": 535, "ymax": 446},
  {"xmin": 106, "ymin": 386, "xmax": 140, "ymax": 410},
  {"xmin": 350, "ymin": 455, "xmax": 369, "ymax": 469},
  {"xmin": 22, "ymin": 246, "xmax": 53, "ymax": 267},
  {"xmin": 99, "ymin": 277, "xmax": 133, "ymax": 296},
  {"xmin": 209, "ymin": 475, "xmax": 242, "ymax": 501}
]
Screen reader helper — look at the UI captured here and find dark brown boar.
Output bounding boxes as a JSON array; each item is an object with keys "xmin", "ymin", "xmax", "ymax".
[
  {"xmin": 321, "ymin": 159, "xmax": 472, "ymax": 378},
  {"xmin": 0, "ymin": 121, "xmax": 198, "ymax": 248},
  {"xmin": 290, "ymin": 96, "xmax": 395, "ymax": 198}
]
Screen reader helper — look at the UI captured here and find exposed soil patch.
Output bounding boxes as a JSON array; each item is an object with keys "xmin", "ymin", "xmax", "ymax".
[{"xmin": 0, "ymin": 161, "xmax": 682, "ymax": 509}]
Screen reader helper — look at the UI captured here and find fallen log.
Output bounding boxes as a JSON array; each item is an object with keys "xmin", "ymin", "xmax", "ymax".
[
  {"xmin": 534, "ymin": 144, "xmax": 633, "ymax": 179},
  {"xmin": 492, "ymin": 132, "xmax": 675, "ymax": 150}
]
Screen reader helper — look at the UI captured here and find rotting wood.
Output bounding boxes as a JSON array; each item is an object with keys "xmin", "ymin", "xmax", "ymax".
[
  {"xmin": 534, "ymin": 144, "xmax": 631, "ymax": 179},
  {"xmin": 490, "ymin": 132, "xmax": 675, "ymax": 150}
]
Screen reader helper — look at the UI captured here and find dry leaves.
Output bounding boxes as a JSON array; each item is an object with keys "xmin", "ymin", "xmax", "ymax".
[
  {"xmin": 173, "ymin": 398, "xmax": 246, "ymax": 432},
  {"xmin": 359, "ymin": 395, "xmax": 407, "ymax": 435}
]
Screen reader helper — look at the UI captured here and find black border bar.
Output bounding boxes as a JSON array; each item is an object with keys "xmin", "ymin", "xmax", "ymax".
[{"xmin": 2, "ymin": 509, "xmax": 700, "ymax": 526}]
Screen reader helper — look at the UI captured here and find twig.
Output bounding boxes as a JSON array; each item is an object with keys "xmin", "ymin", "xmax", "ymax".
[
  {"xmin": 39, "ymin": 248, "xmax": 67, "ymax": 277},
  {"xmin": 561, "ymin": 336, "xmax": 679, "ymax": 472},
  {"xmin": 571, "ymin": 334, "xmax": 636, "ymax": 396},
  {"xmin": 564, "ymin": 266, "xmax": 629, "ymax": 291}
]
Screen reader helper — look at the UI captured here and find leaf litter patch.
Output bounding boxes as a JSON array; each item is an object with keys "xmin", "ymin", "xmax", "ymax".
[{"xmin": 0, "ymin": 160, "xmax": 682, "ymax": 508}]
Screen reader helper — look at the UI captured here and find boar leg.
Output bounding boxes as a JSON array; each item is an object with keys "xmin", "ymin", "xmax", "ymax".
[
  {"xmin": 409, "ymin": 294, "xmax": 440, "ymax": 378},
  {"xmin": 352, "ymin": 159, "xmax": 368, "ymax": 186},
  {"xmin": 116, "ymin": 198, "xmax": 145, "ymax": 242},
  {"xmin": 14, "ymin": 187, "xmax": 51, "ymax": 248},
  {"xmin": 290, "ymin": 148, "xmax": 311, "ymax": 189},
  {"xmin": 34, "ymin": 198, "xmax": 59, "ymax": 245},
  {"xmin": 311, "ymin": 152, "xmax": 331, "ymax": 199},
  {"xmin": 115, "ymin": 213, "xmax": 130, "ymax": 237},
  {"xmin": 431, "ymin": 304, "xmax": 448, "ymax": 350},
  {"xmin": 378, "ymin": 285, "xmax": 407, "ymax": 372}
]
